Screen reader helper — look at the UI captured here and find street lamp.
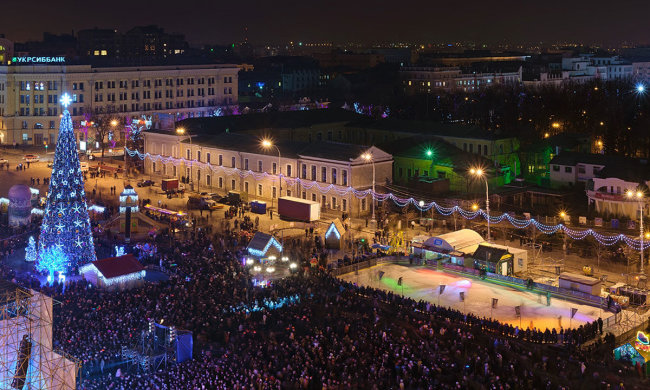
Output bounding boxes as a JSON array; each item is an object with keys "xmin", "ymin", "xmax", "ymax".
[
  {"xmin": 362, "ymin": 152, "xmax": 376, "ymax": 226},
  {"xmin": 176, "ymin": 127, "xmax": 195, "ymax": 191},
  {"xmin": 419, "ymin": 200, "xmax": 424, "ymax": 222},
  {"xmin": 261, "ymin": 139, "xmax": 281, "ymax": 209},
  {"xmin": 470, "ymin": 167, "xmax": 490, "ymax": 241},
  {"xmin": 627, "ymin": 189, "xmax": 645, "ymax": 274}
]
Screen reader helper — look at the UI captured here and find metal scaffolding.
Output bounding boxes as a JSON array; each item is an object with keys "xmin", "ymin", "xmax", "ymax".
[{"xmin": 0, "ymin": 280, "xmax": 79, "ymax": 390}]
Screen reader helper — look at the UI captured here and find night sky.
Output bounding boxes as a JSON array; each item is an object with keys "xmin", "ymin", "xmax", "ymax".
[{"xmin": 4, "ymin": 0, "xmax": 650, "ymax": 45}]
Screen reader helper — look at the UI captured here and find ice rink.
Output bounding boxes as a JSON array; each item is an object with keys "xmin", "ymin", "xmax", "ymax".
[{"xmin": 340, "ymin": 263, "xmax": 612, "ymax": 330}]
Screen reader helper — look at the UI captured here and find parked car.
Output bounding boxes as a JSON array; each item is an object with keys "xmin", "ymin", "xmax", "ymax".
[
  {"xmin": 137, "ymin": 180, "xmax": 155, "ymax": 187},
  {"xmin": 23, "ymin": 154, "xmax": 40, "ymax": 162}
]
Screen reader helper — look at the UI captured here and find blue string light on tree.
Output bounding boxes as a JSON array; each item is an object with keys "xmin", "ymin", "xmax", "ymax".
[{"xmin": 37, "ymin": 93, "xmax": 97, "ymax": 273}]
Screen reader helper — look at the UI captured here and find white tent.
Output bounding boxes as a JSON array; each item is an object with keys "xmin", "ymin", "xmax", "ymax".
[{"xmin": 423, "ymin": 229, "xmax": 485, "ymax": 254}]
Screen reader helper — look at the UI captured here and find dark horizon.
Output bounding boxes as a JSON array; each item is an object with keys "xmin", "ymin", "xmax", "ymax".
[{"xmin": 4, "ymin": 0, "xmax": 650, "ymax": 47}]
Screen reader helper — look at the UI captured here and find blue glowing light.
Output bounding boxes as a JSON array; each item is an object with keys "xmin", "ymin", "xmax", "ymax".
[
  {"xmin": 325, "ymin": 222, "xmax": 341, "ymax": 240},
  {"xmin": 247, "ymin": 237, "xmax": 283, "ymax": 257},
  {"xmin": 637, "ymin": 84, "xmax": 646, "ymax": 93},
  {"xmin": 36, "ymin": 246, "xmax": 69, "ymax": 280}
]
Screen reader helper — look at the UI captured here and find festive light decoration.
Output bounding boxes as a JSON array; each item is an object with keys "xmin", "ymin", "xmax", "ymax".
[
  {"xmin": 38, "ymin": 98, "xmax": 97, "ymax": 271},
  {"xmin": 79, "ymin": 262, "xmax": 146, "ymax": 287},
  {"xmin": 25, "ymin": 236, "xmax": 37, "ymax": 262},
  {"xmin": 247, "ymin": 237, "xmax": 283, "ymax": 258},
  {"xmin": 325, "ymin": 223, "xmax": 341, "ymax": 240},
  {"xmin": 636, "ymin": 331, "xmax": 650, "ymax": 352},
  {"xmin": 129, "ymin": 148, "xmax": 650, "ymax": 249},
  {"xmin": 114, "ymin": 245, "xmax": 126, "ymax": 257},
  {"xmin": 36, "ymin": 246, "xmax": 69, "ymax": 281}
]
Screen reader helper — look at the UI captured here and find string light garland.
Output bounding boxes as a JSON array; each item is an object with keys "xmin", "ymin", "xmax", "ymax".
[{"xmin": 128, "ymin": 148, "xmax": 649, "ymax": 249}]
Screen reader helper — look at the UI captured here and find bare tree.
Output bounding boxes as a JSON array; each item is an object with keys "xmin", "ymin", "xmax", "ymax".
[{"xmin": 85, "ymin": 111, "xmax": 121, "ymax": 161}]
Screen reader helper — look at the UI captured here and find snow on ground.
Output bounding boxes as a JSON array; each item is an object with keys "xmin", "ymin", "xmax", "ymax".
[{"xmin": 340, "ymin": 263, "xmax": 613, "ymax": 331}]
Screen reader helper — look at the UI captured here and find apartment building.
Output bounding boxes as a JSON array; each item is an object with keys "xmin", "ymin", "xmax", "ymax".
[{"xmin": 0, "ymin": 63, "xmax": 239, "ymax": 145}]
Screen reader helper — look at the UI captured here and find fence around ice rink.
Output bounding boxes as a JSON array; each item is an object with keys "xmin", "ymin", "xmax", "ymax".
[{"xmin": 334, "ymin": 256, "xmax": 622, "ymax": 318}]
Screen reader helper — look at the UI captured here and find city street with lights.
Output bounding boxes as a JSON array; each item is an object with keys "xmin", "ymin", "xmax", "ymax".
[{"xmin": 3, "ymin": 4, "xmax": 650, "ymax": 389}]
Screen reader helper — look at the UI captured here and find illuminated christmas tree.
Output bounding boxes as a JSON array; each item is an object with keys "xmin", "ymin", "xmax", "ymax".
[
  {"xmin": 38, "ymin": 94, "xmax": 97, "ymax": 271},
  {"xmin": 24, "ymin": 236, "xmax": 37, "ymax": 262}
]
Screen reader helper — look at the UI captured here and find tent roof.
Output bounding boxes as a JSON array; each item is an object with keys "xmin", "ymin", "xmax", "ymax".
[
  {"xmin": 91, "ymin": 254, "xmax": 144, "ymax": 279},
  {"xmin": 424, "ymin": 229, "xmax": 484, "ymax": 251},
  {"xmin": 247, "ymin": 232, "xmax": 282, "ymax": 254},
  {"xmin": 326, "ymin": 218, "xmax": 345, "ymax": 238},
  {"xmin": 473, "ymin": 244, "xmax": 510, "ymax": 262}
]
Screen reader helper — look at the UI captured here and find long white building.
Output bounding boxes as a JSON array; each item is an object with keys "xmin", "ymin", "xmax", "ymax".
[
  {"xmin": 0, "ymin": 63, "xmax": 240, "ymax": 145},
  {"xmin": 143, "ymin": 130, "xmax": 393, "ymax": 217}
]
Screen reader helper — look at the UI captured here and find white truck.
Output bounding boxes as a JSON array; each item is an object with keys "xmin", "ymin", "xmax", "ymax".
[{"xmin": 278, "ymin": 196, "xmax": 320, "ymax": 222}]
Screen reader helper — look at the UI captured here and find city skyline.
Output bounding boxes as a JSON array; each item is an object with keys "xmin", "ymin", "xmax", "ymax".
[{"xmin": 4, "ymin": 0, "xmax": 650, "ymax": 46}]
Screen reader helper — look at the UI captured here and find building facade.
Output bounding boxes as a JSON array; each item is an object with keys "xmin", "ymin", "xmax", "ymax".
[
  {"xmin": 0, "ymin": 63, "xmax": 240, "ymax": 145},
  {"xmin": 400, "ymin": 66, "xmax": 522, "ymax": 93},
  {"xmin": 143, "ymin": 131, "xmax": 393, "ymax": 217}
]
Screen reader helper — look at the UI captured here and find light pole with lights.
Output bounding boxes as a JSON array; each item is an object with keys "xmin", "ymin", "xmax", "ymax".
[
  {"xmin": 176, "ymin": 127, "xmax": 195, "ymax": 191},
  {"xmin": 470, "ymin": 167, "xmax": 490, "ymax": 241},
  {"xmin": 627, "ymin": 190, "xmax": 645, "ymax": 274},
  {"xmin": 362, "ymin": 152, "xmax": 376, "ymax": 226},
  {"xmin": 261, "ymin": 139, "xmax": 281, "ymax": 209}
]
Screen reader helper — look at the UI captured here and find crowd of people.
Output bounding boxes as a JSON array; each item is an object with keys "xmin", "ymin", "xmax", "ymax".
[{"xmin": 2, "ymin": 226, "xmax": 647, "ymax": 389}]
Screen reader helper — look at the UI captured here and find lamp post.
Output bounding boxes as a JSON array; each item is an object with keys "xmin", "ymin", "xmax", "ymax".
[
  {"xmin": 559, "ymin": 211, "xmax": 568, "ymax": 261},
  {"xmin": 627, "ymin": 190, "xmax": 645, "ymax": 274},
  {"xmin": 419, "ymin": 200, "xmax": 424, "ymax": 224},
  {"xmin": 261, "ymin": 139, "xmax": 281, "ymax": 210},
  {"xmin": 470, "ymin": 168, "xmax": 490, "ymax": 241},
  {"xmin": 176, "ymin": 127, "xmax": 195, "ymax": 191},
  {"xmin": 362, "ymin": 152, "xmax": 376, "ymax": 226}
]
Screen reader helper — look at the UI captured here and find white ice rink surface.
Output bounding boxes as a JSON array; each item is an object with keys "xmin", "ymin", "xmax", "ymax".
[{"xmin": 340, "ymin": 263, "xmax": 612, "ymax": 331}]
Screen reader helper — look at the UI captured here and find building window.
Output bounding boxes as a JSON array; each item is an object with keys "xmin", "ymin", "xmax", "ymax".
[
  {"xmin": 553, "ymin": 165, "xmax": 560, "ymax": 172},
  {"xmin": 219, "ymin": 155, "xmax": 223, "ymax": 166},
  {"xmin": 206, "ymin": 175, "xmax": 211, "ymax": 186},
  {"xmin": 197, "ymin": 151, "xmax": 201, "ymax": 162},
  {"xmin": 578, "ymin": 165, "xmax": 586, "ymax": 174},
  {"xmin": 231, "ymin": 157, "xmax": 236, "ymax": 168},
  {"xmin": 206, "ymin": 153, "xmax": 211, "ymax": 164},
  {"xmin": 302, "ymin": 191, "xmax": 306, "ymax": 199},
  {"xmin": 342, "ymin": 170, "xmax": 348, "ymax": 186},
  {"xmin": 272, "ymin": 187, "xmax": 277, "ymax": 198},
  {"xmin": 244, "ymin": 181, "xmax": 249, "ymax": 193},
  {"xmin": 311, "ymin": 165, "xmax": 316, "ymax": 180},
  {"xmin": 321, "ymin": 167, "xmax": 327, "ymax": 182},
  {"xmin": 186, "ymin": 149, "xmax": 191, "ymax": 160},
  {"xmin": 301, "ymin": 164, "xmax": 307, "ymax": 179},
  {"xmin": 244, "ymin": 158, "xmax": 249, "ymax": 170},
  {"xmin": 286, "ymin": 165, "xmax": 292, "ymax": 177},
  {"xmin": 332, "ymin": 197, "xmax": 337, "ymax": 209},
  {"xmin": 231, "ymin": 179, "xmax": 236, "ymax": 190},
  {"xmin": 484, "ymin": 145, "xmax": 488, "ymax": 155},
  {"xmin": 312, "ymin": 194, "xmax": 317, "ymax": 202},
  {"xmin": 331, "ymin": 168, "xmax": 337, "ymax": 184},
  {"xmin": 272, "ymin": 163, "xmax": 277, "ymax": 175},
  {"xmin": 219, "ymin": 177, "xmax": 223, "ymax": 188},
  {"xmin": 565, "ymin": 166, "xmax": 573, "ymax": 173},
  {"xmin": 322, "ymin": 195, "xmax": 327, "ymax": 207},
  {"xmin": 258, "ymin": 161, "xmax": 263, "ymax": 172},
  {"xmin": 258, "ymin": 184, "xmax": 263, "ymax": 196},
  {"xmin": 342, "ymin": 199, "xmax": 347, "ymax": 211},
  {"xmin": 362, "ymin": 198, "xmax": 367, "ymax": 211},
  {"xmin": 287, "ymin": 190, "xmax": 292, "ymax": 197}
]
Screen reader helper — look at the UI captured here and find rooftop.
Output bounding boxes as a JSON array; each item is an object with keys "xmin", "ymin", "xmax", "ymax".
[
  {"xmin": 346, "ymin": 117, "xmax": 514, "ymax": 141},
  {"xmin": 91, "ymin": 254, "xmax": 144, "ymax": 279},
  {"xmin": 381, "ymin": 135, "xmax": 493, "ymax": 169},
  {"xmin": 176, "ymin": 108, "xmax": 363, "ymax": 135}
]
